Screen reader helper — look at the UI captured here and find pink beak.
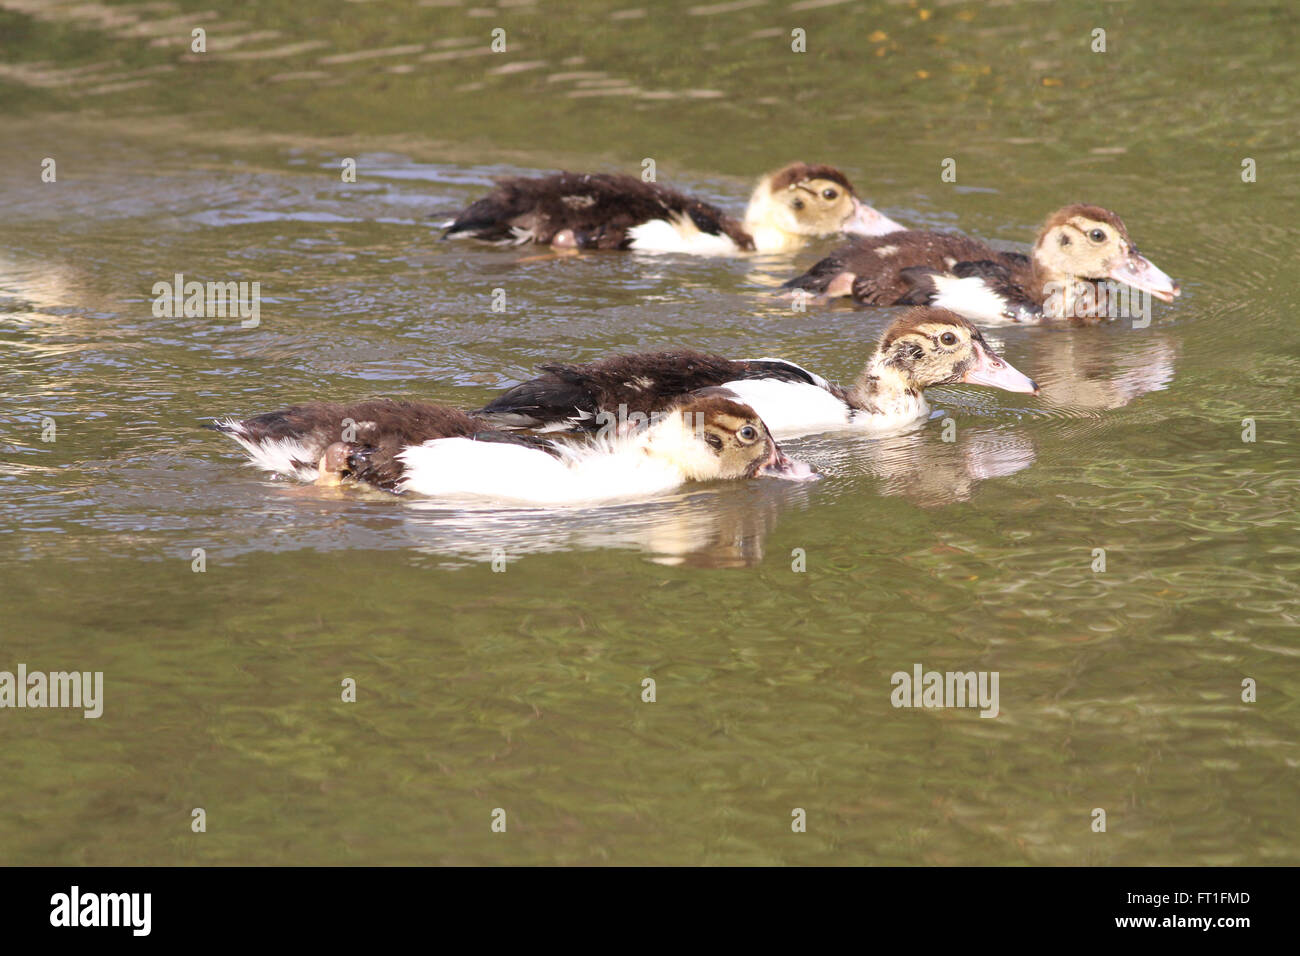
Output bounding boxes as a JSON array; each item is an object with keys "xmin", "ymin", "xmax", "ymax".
[
  {"xmin": 843, "ymin": 198, "xmax": 906, "ymax": 238},
  {"xmin": 757, "ymin": 443, "xmax": 819, "ymax": 482},
  {"xmin": 960, "ymin": 343, "xmax": 1040, "ymax": 395},
  {"xmin": 1108, "ymin": 252, "xmax": 1180, "ymax": 304}
]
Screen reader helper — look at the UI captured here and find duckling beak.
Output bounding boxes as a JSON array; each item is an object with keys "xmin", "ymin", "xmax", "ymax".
[
  {"xmin": 1107, "ymin": 251, "xmax": 1180, "ymax": 303},
  {"xmin": 960, "ymin": 343, "xmax": 1040, "ymax": 395},
  {"xmin": 756, "ymin": 443, "xmax": 819, "ymax": 482},
  {"xmin": 843, "ymin": 198, "xmax": 906, "ymax": 238}
]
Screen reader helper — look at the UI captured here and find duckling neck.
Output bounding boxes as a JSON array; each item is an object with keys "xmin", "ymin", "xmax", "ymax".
[
  {"xmin": 741, "ymin": 187, "xmax": 801, "ymax": 254},
  {"xmin": 1031, "ymin": 255, "xmax": 1092, "ymax": 317},
  {"xmin": 844, "ymin": 356, "xmax": 926, "ymax": 418},
  {"xmin": 745, "ymin": 224, "xmax": 802, "ymax": 253},
  {"xmin": 638, "ymin": 414, "xmax": 710, "ymax": 481}
]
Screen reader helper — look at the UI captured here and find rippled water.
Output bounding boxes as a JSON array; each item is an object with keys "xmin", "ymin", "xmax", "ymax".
[{"xmin": 1, "ymin": 0, "xmax": 1297, "ymax": 865}]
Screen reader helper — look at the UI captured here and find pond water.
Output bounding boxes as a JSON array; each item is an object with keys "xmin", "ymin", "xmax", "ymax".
[{"xmin": 0, "ymin": 0, "xmax": 1296, "ymax": 864}]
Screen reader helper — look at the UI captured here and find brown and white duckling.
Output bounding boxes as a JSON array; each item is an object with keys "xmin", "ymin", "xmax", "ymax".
[
  {"xmin": 476, "ymin": 308, "xmax": 1039, "ymax": 439},
  {"xmin": 210, "ymin": 390, "xmax": 814, "ymax": 502},
  {"xmin": 441, "ymin": 162, "xmax": 903, "ymax": 254},
  {"xmin": 782, "ymin": 203, "xmax": 1180, "ymax": 324}
]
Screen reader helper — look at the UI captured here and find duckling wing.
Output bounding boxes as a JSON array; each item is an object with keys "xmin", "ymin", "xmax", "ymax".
[
  {"xmin": 953, "ymin": 256, "xmax": 1030, "ymax": 292},
  {"xmin": 780, "ymin": 244, "xmax": 860, "ymax": 295},
  {"xmin": 475, "ymin": 350, "xmax": 749, "ymax": 431},
  {"xmin": 444, "ymin": 172, "xmax": 747, "ymax": 250},
  {"xmin": 473, "ymin": 369, "xmax": 604, "ymax": 431},
  {"xmin": 728, "ymin": 358, "xmax": 830, "ymax": 389}
]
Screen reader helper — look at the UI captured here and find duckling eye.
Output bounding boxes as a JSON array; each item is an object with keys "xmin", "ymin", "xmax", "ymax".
[
  {"xmin": 1088, "ymin": 228, "xmax": 1107, "ymax": 242},
  {"xmin": 940, "ymin": 332, "xmax": 958, "ymax": 346},
  {"xmin": 738, "ymin": 425, "xmax": 759, "ymax": 442},
  {"xmin": 822, "ymin": 188, "xmax": 838, "ymax": 200}
]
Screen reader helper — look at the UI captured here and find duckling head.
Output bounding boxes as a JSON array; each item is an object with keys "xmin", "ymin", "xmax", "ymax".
[
  {"xmin": 1033, "ymin": 204, "xmax": 1180, "ymax": 303},
  {"xmin": 874, "ymin": 308, "xmax": 1040, "ymax": 395},
  {"xmin": 643, "ymin": 388, "xmax": 817, "ymax": 482},
  {"xmin": 743, "ymin": 162, "xmax": 903, "ymax": 250}
]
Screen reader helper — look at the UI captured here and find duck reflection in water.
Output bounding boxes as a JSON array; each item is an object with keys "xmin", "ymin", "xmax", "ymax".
[
  {"xmin": 808, "ymin": 423, "xmax": 1037, "ymax": 507},
  {"xmin": 1012, "ymin": 327, "xmax": 1177, "ymax": 411},
  {"xmin": 397, "ymin": 477, "xmax": 818, "ymax": 569}
]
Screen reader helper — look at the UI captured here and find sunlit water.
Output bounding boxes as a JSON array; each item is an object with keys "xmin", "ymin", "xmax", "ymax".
[{"xmin": 0, "ymin": 0, "xmax": 1296, "ymax": 865}]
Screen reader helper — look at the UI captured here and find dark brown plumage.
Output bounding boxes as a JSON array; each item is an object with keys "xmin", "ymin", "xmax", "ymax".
[
  {"xmin": 1042, "ymin": 203, "xmax": 1129, "ymax": 234},
  {"xmin": 475, "ymin": 351, "xmax": 824, "ymax": 431},
  {"xmin": 210, "ymin": 399, "xmax": 499, "ymax": 490},
  {"xmin": 768, "ymin": 163, "xmax": 855, "ymax": 194},
  {"xmin": 878, "ymin": 306, "xmax": 977, "ymax": 348},
  {"xmin": 443, "ymin": 172, "xmax": 754, "ymax": 250},
  {"xmin": 784, "ymin": 230, "xmax": 1024, "ymax": 304}
]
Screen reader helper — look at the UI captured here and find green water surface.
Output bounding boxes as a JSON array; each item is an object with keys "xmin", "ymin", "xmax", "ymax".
[{"xmin": 0, "ymin": 0, "xmax": 1296, "ymax": 865}]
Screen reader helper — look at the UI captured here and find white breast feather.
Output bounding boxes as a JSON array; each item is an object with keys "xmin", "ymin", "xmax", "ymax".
[
  {"xmin": 746, "ymin": 225, "xmax": 801, "ymax": 254},
  {"xmin": 626, "ymin": 218, "xmax": 739, "ymax": 255},
  {"xmin": 719, "ymin": 375, "xmax": 929, "ymax": 437},
  {"xmin": 397, "ymin": 437, "xmax": 683, "ymax": 505},
  {"xmin": 854, "ymin": 394, "xmax": 930, "ymax": 433},
  {"xmin": 717, "ymin": 379, "xmax": 852, "ymax": 436},
  {"xmin": 929, "ymin": 275, "xmax": 1013, "ymax": 325}
]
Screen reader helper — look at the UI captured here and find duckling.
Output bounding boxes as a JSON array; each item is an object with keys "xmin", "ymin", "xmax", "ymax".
[
  {"xmin": 782, "ymin": 203, "xmax": 1179, "ymax": 324},
  {"xmin": 475, "ymin": 307, "xmax": 1039, "ymax": 439},
  {"xmin": 210, "ymin": 390, "xmax": 814, "ymax": 502},
  {"xmin": 441, "ymin": 162, "xmax": 904, "ymax": 254}
]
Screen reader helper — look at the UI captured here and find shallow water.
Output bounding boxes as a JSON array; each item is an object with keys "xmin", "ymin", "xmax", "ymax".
[{"xmin": 1, "ymin": 0, "xmax": 1297, "ymax": 865}]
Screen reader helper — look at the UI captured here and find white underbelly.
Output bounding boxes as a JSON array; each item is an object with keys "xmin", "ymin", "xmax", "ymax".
[
  {"xmin": 718, "ymin": 379, "xmax": 853, "ymax": 436},
  {"xmin": 720, "ymin": 379, "xmax": 929, "ymax": 437},
  {"xmin": 849, "ymin": 397, "xmax": 930, "ymax": 433},
  {"xmin": 626, "ymin": 218, "xmax": 740, "ymax": 255},
  {"xmin": 398, "ymin": 437, "xmax": 683, "ymax": 505},
  {"xmin": 929, "ymin": 275, "xmax": 1015, "ymax": 325}
]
